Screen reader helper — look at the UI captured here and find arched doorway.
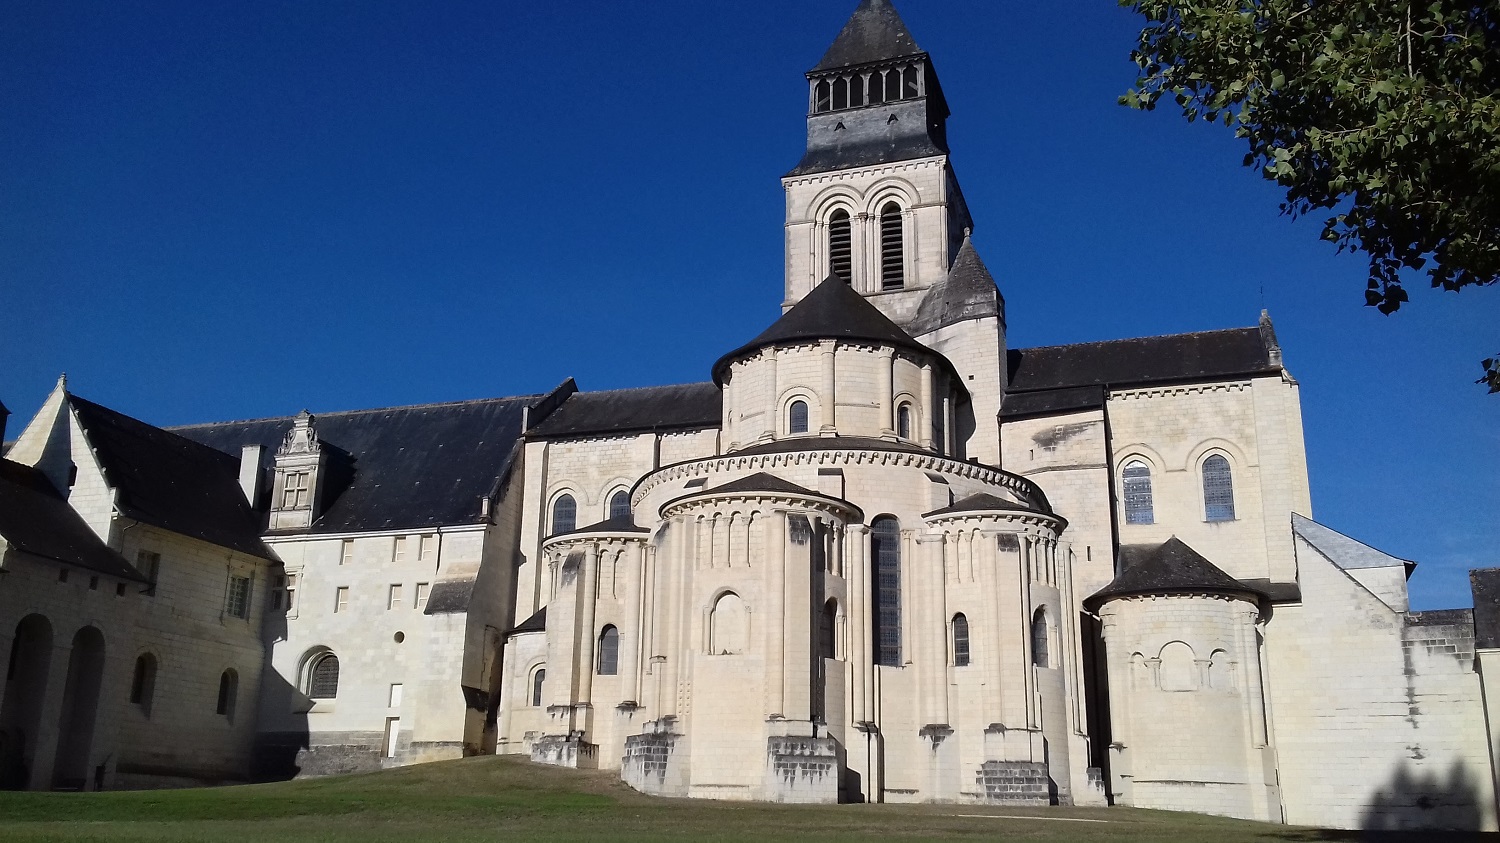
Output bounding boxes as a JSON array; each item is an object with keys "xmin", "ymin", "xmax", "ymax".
[
  {"xmin": 0, "ymin": 614, "xmax": 54, "ymax": 790},
  {"xmin": 52, "ymin": 626, "xmax": 105, "ymax": 790}
]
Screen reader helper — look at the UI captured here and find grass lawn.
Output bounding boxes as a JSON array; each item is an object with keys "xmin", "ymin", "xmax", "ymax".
[{"xmin": 0, "ymin": 756, "xmax": 1491, "ymax": 842}]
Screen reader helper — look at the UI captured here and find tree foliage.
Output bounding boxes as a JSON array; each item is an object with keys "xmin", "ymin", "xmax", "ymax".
[{"xmin": 1120, "ymin": 0, "xmax": 1500, "ymax": 391}]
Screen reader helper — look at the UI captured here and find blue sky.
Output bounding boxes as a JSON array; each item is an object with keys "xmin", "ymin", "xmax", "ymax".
[{"xmin": 1, "ymin": 1, "xmax": 1494, "ymax": 609}]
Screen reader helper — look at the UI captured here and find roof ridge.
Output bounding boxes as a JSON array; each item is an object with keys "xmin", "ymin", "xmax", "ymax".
[
  {"xmin": 166, "ymin": 393, "xmax": 543, "ymax": 431},
  {"xmin": 70, "ymin": 395, "xmax": 241, "ymax": 467},
  {"xmin": 567, "ymin": 382, "xmax": 717, "ymax": 398},
  {"xmin": 1015, "ymin": 325, "xmax": 1261, "ymax": 354}
]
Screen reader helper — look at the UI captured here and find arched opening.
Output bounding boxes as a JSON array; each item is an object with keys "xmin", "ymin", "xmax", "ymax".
[
  {"xmin": 868, "ymin": 71, "xmax": 885, "ymax": 105},
  {"xmin": 828, "ymin": 209, "xmax": 852, "ymax": 282},
  {"xmin": 550, "ymin": 494, "xmax": 577, "ymax": 535},
  {"xmin": 902, "ymin": 65, "xmax": 920, "ymax": 98},
  {"xmin": 52, "ymin": 626, "xmax": 105, "ymax": 790},
  {"xmin": 788, "ymin": 400, "xmax": 810, "ymax": 435},
  {"xmin": 879, "ymin": 202, "xmax": 904, "ymax": 290},
  {"xmin": 819, "ymin": 599, "xmax": 838, "ymax": 661},
  {"xmin": 1122, "ymin": 460, "xmax": 1154, "ymax": 525},
  {"xmin": 608, "ymin": 490, "xmax": 631, "ymax": 521},
  {"xmin": 871, "ymin": 517, "xmax": 902, "ymax": 666},
  {"xmin": 1030, "ymin": 608, "xmax": 1050, "ymax": 668},
  {"xmin": 307, "ymin": 652, "xmax": 340, "ymax": 700},
  {"xmin": 596, "ymin": 626, "xmax": 619, "ymax": 675},
  {"xmin": 530, "ymin": 668, "xmax": 546, "ymax": 706},
  {"xmin": 710, "ymin": 592, "xmax": 748, "ymax": 655},
  {"xmin": 814, "ymin": 80, "xmax": 831, "ymax": 113},
  {"xmin": 896, "ymin": 403, "xmax": 912, "ymax": 439},
  {"xmin": 1208, "ymin": 649, "xmax": 1232, "ymax": 690},
  {"xmin": 1160, "ymin": 641, "xmax": 1197, "ymax": 691},
  {"xmin": 217, "ymin": 669, "xmax": 239, "ymax": 721},
  {"xmin": 129, "ymin": 653, "xmax": 157, "ymax": 717},
  {"xmin": 832, "ymin": 77, "xmax": 848, "ymax": 110},
  {"xmin": 848, "ymin": 74, "xmax": 864, "ymax": 107},
  {"xmin": 884, "ymin": 67, "xmax": 902, "ymax": 102},
  {"xmin": 952, "ymin": 613, "xmax": 970, "ymax": 667},
  {"xmin": 1, "ymin": 614, "xmax": 54, "ymax": 790},
  {"xmin": 1202, "ymin": 454, "xmax": 1236, "ymax": 521}
]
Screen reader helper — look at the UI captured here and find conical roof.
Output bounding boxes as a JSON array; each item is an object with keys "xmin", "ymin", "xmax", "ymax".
[
  {"xmin": 711, "ymin": 275, "xmax": 937, "ymax": 383},
  {"xmin": 813, "ymin": 0, "xmax": 924, "ymax": 73},
  {"xmin": 1084, "ymin": 537, "xmax": 1266, "ymax": 610},
  {"xmin": 910, "ymin": 233, "xmax": 1002, "ymax": 335}
]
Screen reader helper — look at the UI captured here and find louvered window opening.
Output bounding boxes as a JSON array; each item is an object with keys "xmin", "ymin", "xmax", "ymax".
[
  {"xmin": 597, "ymin": 626, "xmax": 619, "ymax": 675},
  {"xmin": 952, "ymin": 614, "xmax": 970, "ymax": 667},
  {"xmin": 1122, "ymin": 461, "xmax": 1154, "ymax": 525},
  {"xmin": 880, "ymin": 203, "xmax": 904, "ymax": 290},
  {"xmin": 828, "ymin": 210, "xmax": 852, "ymax": 282},
  {"xmin": 309, "ymin": 654, "xmax": 340, "ymax": 699},
  {"xmin": 812, "ymin": 65, "xmax": 923, "ymax": 114},
  {"xmin": 1203, "ymin": 454, "xmax": 1236, "ymax": 521},
  {"xmin": 871, "ymin": 517, "xmax": 902, "ymax": 666}
]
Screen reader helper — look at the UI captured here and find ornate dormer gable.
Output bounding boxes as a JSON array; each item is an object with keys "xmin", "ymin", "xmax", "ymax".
[{"xmin": 270, "ymin": 410, "xmax": 327, "ymax": 530}]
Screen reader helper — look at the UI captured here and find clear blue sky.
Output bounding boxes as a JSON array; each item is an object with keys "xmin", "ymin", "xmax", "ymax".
[{"xmin": 1, "ymin": 1, "xmax": 1494, "ymax": 610}]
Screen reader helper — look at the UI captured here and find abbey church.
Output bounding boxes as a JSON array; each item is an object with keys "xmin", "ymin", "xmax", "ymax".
[{"xmin": 2, "ymin": 0, "xmax": 1498, "ymax": 831}]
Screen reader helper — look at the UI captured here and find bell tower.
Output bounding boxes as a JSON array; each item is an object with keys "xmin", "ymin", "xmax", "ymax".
[{"xmin": 782, "ymin": 0, "xmax": 974, "ymax": 326}]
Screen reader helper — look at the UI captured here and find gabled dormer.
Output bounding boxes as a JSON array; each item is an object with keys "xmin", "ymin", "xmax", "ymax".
[{"xmin": 269, "ymin": 410, "xmax": 326, "ymax": 530}]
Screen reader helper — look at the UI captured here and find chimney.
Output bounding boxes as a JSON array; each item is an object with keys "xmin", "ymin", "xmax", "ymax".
[{"xmin": 239, "ymin": 444, "xmax": 264, "ymax": 505}]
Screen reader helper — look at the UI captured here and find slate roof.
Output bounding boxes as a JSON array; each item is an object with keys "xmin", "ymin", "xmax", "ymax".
[
  {"xmin": 1406, "ymin": 608, "xmax": 1475, "ymax": 627},
  {"xmin": 553, "ymin": 514, "xmax": 650, "ymax": 538},
  {"xmin": 709, "ymin": 472, "xmax": 821, "ymax": 498},
  {"xmin": 175, "ymin": 395, "xmax": 536, "ymax": 535},
  {"xmin": 527, "ymin": 383, "xmax": 721, "ymax": 440},
  {"xmin": 713, "ymin": 276, "xmax": 956, "ymax": 385},
  {"xmin": 1085, "ymin": 537, "xmax": 1267, "ymax": 609},
  {"xmin": 733, "ymin": 435, "xmax": 930, "ymax": 458},
  {"xmin": 1292, "ymin": 513, "xmax": 1415, "ymax": 572},
  {"xmin": 922, "ymin": 492, "xmax": 1033, "ymax": 518},
  {"xmin": 0, "ymin": 458, "xmax": 146, "ymax": 581},
  {"xmin": 1003, "ymin": 327, "xmax": 1282, "ymax": 419},
  {"xmin": 1472, "ymin": 569, "xmax": 1500, "ymax": 649},
  {"xmin": 70, "ymin": 396, "xmax": 273, "ymax": 560},
  {"xmin": 909, "ymin": 235, "xmax": 1003, "ymax": 336},
  {"xmin": 510, "ymin": 606, "xmax": 546, "ymax": 635},
  {"xmin": 812, "ymin": 0, "xmax": 924, "ymax": 72}
]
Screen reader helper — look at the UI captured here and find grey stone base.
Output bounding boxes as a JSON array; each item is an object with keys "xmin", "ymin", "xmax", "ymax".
[
  {"xmin": 531, "ymin": 735, "xmax": 598, "ymax": 769},
  {"xmin": 765, "ymin": 735, "xmax": 841, "ymax": 804},
  {"xmin": 976, "ymin": 760, "xmax": 1053, "ymax": 805},
  {"xmin": 622, "ymin": 720, "xmax": 687, "ymax": 797}
]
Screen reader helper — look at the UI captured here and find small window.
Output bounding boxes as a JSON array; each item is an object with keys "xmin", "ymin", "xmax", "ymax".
[
  {"xmin": 609, "ymin": 490, "xmax": 631, "ymax": 521},
  {"xmin": 217, "ymin": 669, "xmax": 238, "ymax": 718},
  {"xmin": 1122, "ymin": 460, "xmax": 1154, "ymax": 525},
  {"xmin": 551, "ymin": 494, "xmax": 577, "ymax": 535},
  {"xmin": 789, "ymin": 400, "xmax": 809, "ymax": 435},
  {"xmin": 1203, "ymin": 454, "xmax": 1236, "ymax": 521},
  {"xmin": 130, "ymin": 654, "xmax": 157, "ymax": 714},
  {"xmin": 334, "ymin": 586, "xmax": 349, "ymax": 613},
  {"xmin": 828, "ymin": 209, "xmax": 852, "ymax": 282},
  {"xmin": 308, "ymin": 653, "xmax": 340, "ymax": 699},
  {"xmin": 135, "ymin": 550, "xmax": 161, "ymax": 596},
  {"xmin": 597, "ymin": 626, "xmax": 619, "ymax": 675},
  {"xmin": 419, "ymin": 534, "xmax": 436, "ymax": 562},
  {"xmin": 879, "ymin": 202, "xmax": 904, "ymax": 290},
  {"xmin": 285, "ymin": 572, "xmax": 299, "ymax": 614},
  {"xmin": 394, "ymin": 537, "xmax": 407, "ymax": 563},
  {"xmin": 225, "ymin": 575, "xmax": 250, "ymax": 619},
  {"xmin": 896, "ymin": 404, "xmax": 912, "ymax": 439},
  {"xmin": 1031, "ymin": 608, "xmax": 1050, "ymax": 669},
  {"xmin": 281, "ymin": 471, "xmax": 309, "ymax": 508},
  {"xmin": 340, "ymin": 540, "xmax": 354, "ymax": 566},
  {"xmin": 389, "ymin": 683, "xmax": 403, "ymax": 707},
  {"xmin": 952, "ymin": 614, "xmax": 970, "ymax": 667},
  {"xmin": 414, "ymin": 582, "xmax": 430, "ymax": 611},
  {"xmin": 388, "ymin": 584, "xmax": 403, "ymax": 611},
  {"xmin": 531, "ymin": 668, "xmax": 546, "ymax": 706}
]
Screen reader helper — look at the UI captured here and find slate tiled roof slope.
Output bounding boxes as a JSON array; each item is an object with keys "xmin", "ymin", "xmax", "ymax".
[
  {"xmin": 812, "ymin": 0, "xmax": 923, "ymax": 72},
  {"xmin": 1085, "ymin": 537, "xmax": 1267, "ymax": 609},
  {"xmin": 70, "ymin": 396, "xmax": 273, "ymax": 560},
  {"xmin": 175, "ymin": 395, "xmax": 536, "ymax": 535},
  {"xmin": 526, "ymin": 383, "xmax": 722, "ymax": 440},
  {"xmin": 0, "ymin": 458, "xmax": 146, "ymax": 581},
  {"xmin": 1002, "ymin": 327, "xmax": 1282, "ymax": 419}
]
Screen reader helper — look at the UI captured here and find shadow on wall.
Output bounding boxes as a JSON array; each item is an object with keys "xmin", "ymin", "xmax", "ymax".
[
  {"xmin": 251, "ymin": 610, "xmax": 309, "ymax": 783},
  {"xmin": 1272, "ymin": 760, "xmax": 1495, "ymax": 842}
]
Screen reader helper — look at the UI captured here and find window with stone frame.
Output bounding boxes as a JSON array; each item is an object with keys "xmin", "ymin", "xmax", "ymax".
[
  {"xmin": 952, "ymin": 613, "xmax": 970, "ymax": 667},
  {"xmin": 789, "ymin": 400, "xmax": 810, "ymax": 434},
  {"xmin": 530, "ymin": 668, "xmax": 546, "ymax": 706},
  {"xmin": 871, "ymin": 516, "xmax": 902, "ymax": 666},
  {"xmin": 597, "ymin": 626, "xmax": 619, "ymax": 675},
  {"xmin": 1030, "ymin": 608, "xmax": 1050, "ymax": 668},
  {"xmin": 896, "ymin": 403, "xmax": 912, "ymax": 439},
  {"xmin": 225, "ymin": 574, "xmax": 251, "ymax": 619},
  {"xmin": 609, "ymin": 490, "xmax": 631, "ymax": 521},
  {"xmin": 828, "ymin": 209, "xmax": 852, "ymax": 281},
  {"xmin": 879, "ymin": 202, "xmax": 905, "ymax": 290},
  {"xmin": 551, "ymin": 494, "xmax": 577, "ymax": 535},
  {"xmin": 1202, "ymin": 454, "xmax": 1236, "ymax": 521},
  {"xmin": 217, "ymin": 669, "xmax": 238, "ymax": 718},
  {"xmin": 308, "ymin": 653, "xmax": 340, "ymax": 699},
  {"xmin": 281, "ymin": 471, "xmax": 310, "ymax": 508},
  {"xmin": 130, "ymin": 653, "xmax": 157, "ymax": 714},
  {"xmin": 1122, "ymin": 460, "xmax": 1154, "ymax": 525}
]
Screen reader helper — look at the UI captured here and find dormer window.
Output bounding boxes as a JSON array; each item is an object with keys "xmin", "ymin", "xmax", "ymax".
[{"xmin": 270, "ymin": 410, "xmax": 327, "ymax": 530}]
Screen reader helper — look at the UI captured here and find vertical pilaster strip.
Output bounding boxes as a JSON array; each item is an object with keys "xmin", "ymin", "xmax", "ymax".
[
  {"xmin": 577, "ymin": 543, "xmax": 601, "ymax": 706},
  {"xmin": 764, "ymin": 349, "xmax": 780, "ymax": 441},
  {"xmin": 919, "ymin": 363, "xmax": 935, "ymax": 449},
  {"xmin": 979, "ymin": 530, "xmax": 1004, "ymax": 724},
  {"xmin": 622, "ymin": 541, "xmax": 645, "ymax": 704},
  {"xmin": 878, "ymin": 348, "xmax": 895, "ymax": 437},
  {"xmin": 848, "ymin": 523, "xmax": 871, "ymax": 724},
  {"xmin": 766, "ymin": 508, "xmax": 788, "ymax": 717},
  {"xmin": 820, "ymin": 340, "xmax": 837, "ymax": 434}
]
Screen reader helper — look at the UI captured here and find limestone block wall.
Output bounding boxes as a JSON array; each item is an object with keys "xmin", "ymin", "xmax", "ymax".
[
  {"xmin": 1100, "ymin": 594, "xmax": 1277, "ymax": 822},
  {"xmin": 495, "ymin": 630, "xmax": 547, "ymax": 756},
  {"xmin": 1267, "ymin": 534, "xmax": 1498, "ymax": 830},
  {"xmin": 1107, "ymin": 376, "xmax": 1310, "ymax": 584},
  {"xmin": 918, "ymin": 316, "xmax": 1004, "ymax": 466}
]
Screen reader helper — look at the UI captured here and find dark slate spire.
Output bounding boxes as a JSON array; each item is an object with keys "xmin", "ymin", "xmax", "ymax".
[
  {"xmin": 812, "ymin": 0, "xmax": 924, "ymax": 73},
  {"xmin": 712, "ymin": 274, "xmax": 934, "ymax": 383},
  {"xmin": 909, "ymin": 231, "xmax": 1003, "ymax": 335}
]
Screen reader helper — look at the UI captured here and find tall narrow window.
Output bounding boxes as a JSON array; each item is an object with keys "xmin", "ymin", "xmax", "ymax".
[
  {"xmin": 880, "ymin": 202, "xmax": 904, "ymax": 290},
  {"xmin": 130, "ymin": 654, "xmax": 157, "ymax": 714},
  {"xmin": 832, "ymin": 77, "xmax": 849, "ymax": 110},
  {"xmin": 531, "ymin": 668, "xmax": 546, "ymax": 706},
  {"xmin": 868, "ymin": 71, "xmax": 885, "ymax": 105},
  {"xmin": 814, "ymin": 80, "xmax": 831, "ymax": 113},
  {"xmin": 225, "ymin": 575, "xmax": 250, "ymax": 619},
  {"xmin": 217, "ymin": 669, "xmax": 238, "ymax": 718},
  {"xmin": 1202, "ymin": 455, "xmax": 1236, "ymax": 521},
  {"xmin": 952, "ymin": 614, "xmax": 970, "ymax": 667},
  {"xmin": 1122, "ymin": 460, "xmax": 1154, "ymax": 525},
  {"xmin": 135, "ymin": 550, "xmax": 160, "ymax": 596},
  {"xmin": 1031, "ymin": 608, "xmax": 1050, "ymax": 669},
  {"xmin": 551, "ymin": 494, "xmax": 576, "ymax": 535},
  {"xmin": 789, "ymin": 400, "xmax": 809, "ymax": 434},
  {"xmin": 609, "ymin": 490, "xmax": 631, "ymax": 521},
  {"xmin": 340, "ymin": 540, "xmax": 354, "ymax": 565},
  {"xmin": 848, "ymin": 74, "xmax": 864, "ymax": 107},
  {"xmin": 896, "ymin": 404, "xmax": 912, "ymax": 439},
  {"xmin": 871, "ymin": 517, "xmax": 902, "ymax": 666},
  {"xmin": 884, "ymin": 68, "xmax": 902, "ymax": 102},
  {"xmin": 308, "ymin": 653, "xmax": 340, "ymax": 699},
  {"xmin": 820, "ymin": 600, "xmax": 838, "ymax": 661},
  {"xmin": 597, "ymin": 626, "xmax": 619, "ymax": 675},
  {"xmin": 828, "ymin": 209, "xmax": 852, "ymax": 282},
  {"xmin": 414, "ymin": 582, "xmax": 430, "ymax": 610}
]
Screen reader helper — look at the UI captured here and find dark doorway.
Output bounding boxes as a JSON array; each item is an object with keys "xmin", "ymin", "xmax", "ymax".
[{"xmin": 1, "ymin": 614, "xmax": 54, "ymax": 790}]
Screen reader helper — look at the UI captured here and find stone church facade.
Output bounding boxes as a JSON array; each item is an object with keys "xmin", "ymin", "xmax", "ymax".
[{"xmin": 2, "ymin": 0, "xmax": 1498, "ymax": 832}]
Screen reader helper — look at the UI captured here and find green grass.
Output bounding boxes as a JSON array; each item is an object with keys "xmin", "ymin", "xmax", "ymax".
[{"xmin": 0, "ymin": 756, "xmax": 1488, "ymax": 842}]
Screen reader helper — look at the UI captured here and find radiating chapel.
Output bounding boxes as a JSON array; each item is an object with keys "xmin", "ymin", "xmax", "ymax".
[{"xmin": 2, "ymin": 0, "xmax": 1498, "ymax": 832}]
